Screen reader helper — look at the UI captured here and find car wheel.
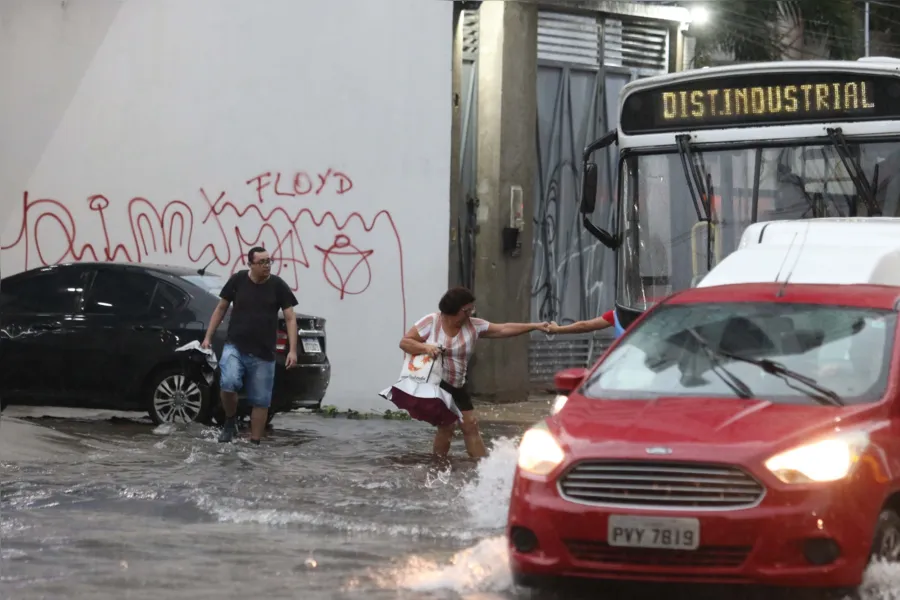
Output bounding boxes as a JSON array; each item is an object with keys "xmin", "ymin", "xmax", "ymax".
[
  {"xmin": 870, "ymin": 509, "xmax": 900, "ymax": 563},
  {"xmin": 147, "ymin": 367, "xmax": 211, "ymax": 426}
]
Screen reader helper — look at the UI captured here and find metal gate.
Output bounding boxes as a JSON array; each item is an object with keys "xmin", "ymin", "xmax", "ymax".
[{"xmin": 529, "ymin": 11, "xmax": 671, "ymax": 387}]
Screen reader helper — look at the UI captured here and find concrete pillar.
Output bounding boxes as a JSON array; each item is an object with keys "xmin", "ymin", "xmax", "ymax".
[{"xmin": 469, "ymin": 0, "xmax": 538, "ymax": 403}]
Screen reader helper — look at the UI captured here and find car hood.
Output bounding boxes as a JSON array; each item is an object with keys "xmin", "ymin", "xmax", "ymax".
[{"xmin": 553, "ymin": 395, "xmax": 881, "ymax": 463}]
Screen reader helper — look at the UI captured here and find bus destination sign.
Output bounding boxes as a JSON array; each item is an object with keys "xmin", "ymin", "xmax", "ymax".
[{"xmin": 619, "ymin": 71, "xmax": 900, "ymax": 134}]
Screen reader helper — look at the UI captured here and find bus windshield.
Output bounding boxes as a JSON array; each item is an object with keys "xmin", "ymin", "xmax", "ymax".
[{"xmin": 617, "ymin": 138, "xmax": 900, "ymax": 312}]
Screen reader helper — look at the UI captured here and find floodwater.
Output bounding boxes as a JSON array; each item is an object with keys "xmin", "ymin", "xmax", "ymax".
[{"xmin": 3, "ymin": 408, "xmax": 900, "ymax": 600}]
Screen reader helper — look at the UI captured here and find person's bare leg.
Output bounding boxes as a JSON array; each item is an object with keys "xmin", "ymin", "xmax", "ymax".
[
  {"xmin": 249, "ymin": 407, "xmax": 268, "ymax": 442},
  {"xmin": 459, "ymin": 411, "xmax": 487, "ymax": 458},
  {"xmin": 433, "ymin": 423, "xmax": 456, "ymax": 456},
  {"xmin": 221, "ymin": 390, "xmax": 238, "ymax": 418}
]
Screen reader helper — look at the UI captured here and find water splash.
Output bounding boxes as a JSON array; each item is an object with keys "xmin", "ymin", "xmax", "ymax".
[
  {"xmin": 860, "ymin": 559, "xmax": 900, "ymax": 600},
  {"xmin": 152, "ymin": 423, "xmax": 177, "ymax": 436},
  {"xmin": 382, "ymin": 436, "xmax": 522, "ymax": 594},
  {"xmin": 461, "ymin": 436, "xmax": 520, "ymax": 530},
  {"xmin": 396, "ymin": 536, "xmax": 511, "ymax": 594}
]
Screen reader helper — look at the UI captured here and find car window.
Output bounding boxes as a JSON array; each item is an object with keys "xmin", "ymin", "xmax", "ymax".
[
  {"xmin": 0, "ymin": 270, "xmax": 85, "ymax": 314},
  {"xmin": 581, "ymin": 302, "xmax": 897, "ymax": 406},
  {"xmin": 84, "ymin": 270, "xmax": 158, "ymax": 316},
  {"xmin": 179, "ymin": 273, "xmax": 227, "ymax": 297},
  {"xmin": 149, "ymin": 281, "xmax": 188, "ymax": 316}
]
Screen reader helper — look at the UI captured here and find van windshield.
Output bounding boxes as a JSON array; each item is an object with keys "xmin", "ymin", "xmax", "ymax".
[{"xmin": 581, "ymin": 302, "xmax": 896, "ymax": 406}]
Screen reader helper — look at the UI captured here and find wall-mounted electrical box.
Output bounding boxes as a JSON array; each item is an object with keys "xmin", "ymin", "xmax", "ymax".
[{"xmin": 503, "ymin": 185, "xmax": 524, "ymax": 257}]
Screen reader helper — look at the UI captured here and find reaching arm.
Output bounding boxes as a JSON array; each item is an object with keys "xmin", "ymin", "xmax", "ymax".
[
  {"xmin": 203, "ymin": 298, "xmax": 230, "ymax": 344},
  {"xmin": 282, "ymin": 306, "xmax": 299, "ymax": 355},
  {"xmin": 551, "ymin": 315, "xmax": 612, "ymax": 335},
  {"xmin": 481, "ymin": 322, "xmax": 547, "ymax": 339}
]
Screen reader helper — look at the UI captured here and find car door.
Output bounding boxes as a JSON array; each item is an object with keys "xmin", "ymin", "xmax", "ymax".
[
  {"xmin": 74, "ymin": 268, "xmax": 184, "ymax": 407},
  {"xmin": 0, "ymin": 266, "xmax": 89, "ymax": 403},
  {"xmin": 116, "ymin": 277, "xmax": 191, "ymax": 400},
  {"xmin": 71, "ymin": 267, "xmax": 163, "ymax": 404}
]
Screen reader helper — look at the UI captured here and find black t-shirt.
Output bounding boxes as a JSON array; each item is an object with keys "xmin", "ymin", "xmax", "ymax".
[{"xmin": 220, "ymin": 271, "xmax": 298, "ymax": 361}]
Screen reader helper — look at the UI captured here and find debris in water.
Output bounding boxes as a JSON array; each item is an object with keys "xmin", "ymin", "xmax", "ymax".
[{"xmin": 152, "ymin": 423, "xmax": 177, "ymax": 436}]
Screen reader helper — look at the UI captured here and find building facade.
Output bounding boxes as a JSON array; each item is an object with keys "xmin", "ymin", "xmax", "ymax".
[{"xmin": 450, "ymin": 1, "xmax": 691, "ymax": 399}]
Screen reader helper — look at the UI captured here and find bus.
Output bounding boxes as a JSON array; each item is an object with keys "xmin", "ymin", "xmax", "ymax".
[{"xmin": 580, "ymin": 57, "xmax": 900, "ymax": 333}]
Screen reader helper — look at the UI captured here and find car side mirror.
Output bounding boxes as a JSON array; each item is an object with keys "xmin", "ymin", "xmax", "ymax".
[
  {"xmin": 581, "ymin": 162, "xmax": 598, "ymax": 215},
  {"xmin": 554, "ymin": 367, "xmax": 589, "ymax": 395}
]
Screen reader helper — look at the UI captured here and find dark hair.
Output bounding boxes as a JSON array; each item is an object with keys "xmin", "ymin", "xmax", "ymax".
[
  {"xmin": 439, "ymin": 286, "xmax": 475, "ymax": 315},
  {"xmin": 247, "ymin": 246, "xmax": 267, "ymax": 264}
]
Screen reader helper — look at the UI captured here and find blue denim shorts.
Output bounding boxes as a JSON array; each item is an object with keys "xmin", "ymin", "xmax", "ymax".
[{"xmin": 219, "ymin": 344, "xmax": 276, "ymax": 408}]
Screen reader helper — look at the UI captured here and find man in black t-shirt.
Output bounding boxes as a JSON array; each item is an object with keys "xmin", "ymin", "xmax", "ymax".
[{"xmin": 202, "ymin": 246, "xmax": 299, "ymax": 444}]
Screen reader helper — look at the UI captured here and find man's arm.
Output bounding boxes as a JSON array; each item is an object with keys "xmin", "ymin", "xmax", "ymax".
[
  {"xmin": 277, "ymin": 279, "xmax": 300, "ymax": 365},
  {"xmin": 551, "ymin": 315, "xmax": 612, "ymax": 335},
  {"xmin": 481, "ymin": 321, "xmax": 548, "ymax": 339},
  {"xmin": 283, "ymin": 305, "xmax": 299, "ymax": 355},
  {"xmin": 203, "ymin": 274, "xmax": 238, "ymax": 346},
  {"xmin": 203, "ymin": 298, "xmax": 230, "ymax": 345}
]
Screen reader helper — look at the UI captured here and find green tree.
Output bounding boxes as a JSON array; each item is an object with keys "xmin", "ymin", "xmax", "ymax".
[{"xmin": 691, "ymin": 0, "xmax": 862, "ymax": 66}]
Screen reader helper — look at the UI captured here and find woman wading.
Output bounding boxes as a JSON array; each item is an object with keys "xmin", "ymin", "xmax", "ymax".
[{"xmin": 381, "ymin": 287, "xmax": 549, "ymax": 458}]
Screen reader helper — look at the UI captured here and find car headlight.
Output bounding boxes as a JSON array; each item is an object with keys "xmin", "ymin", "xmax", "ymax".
[
  {"xmin": 764, "ymin": 432, "xmax": 870, "ymax": 484},
  {"xmin": 517, "ymin": 421, "xmax": 565, "ymax": 476},
  {"xmin": 551, "ymin": 395, "xmax": 568, "ymax": 415}
]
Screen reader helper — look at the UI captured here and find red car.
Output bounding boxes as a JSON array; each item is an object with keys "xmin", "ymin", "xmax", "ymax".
[{"xmin": 508, "ymin": 282, "xmax": 900, "ymax": 595}]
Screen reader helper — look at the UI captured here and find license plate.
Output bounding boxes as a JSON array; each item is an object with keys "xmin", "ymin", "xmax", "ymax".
[
  {"xmin": 607, "ymin": 515, "xmax": 700, "ymax": 550},
  {"xmin": 301, "ymin": 338, "xmax": 321, "ymax": 353}
]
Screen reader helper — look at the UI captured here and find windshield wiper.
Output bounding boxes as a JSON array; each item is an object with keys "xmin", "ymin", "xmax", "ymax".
[
  {"xmin": 825, "ymin": 127, "xmax": 881, "ymax": 216},
  {"xmin": 685, "ymin": 329, "xmax": 754, "ymax": 399},
  {"xmin": 676, "ymin": 135, "xmax": 716, "ymax": 273},
  {"xmin": 687, "ymin": 329, "xmax": 844, "ymax": 407},
  {"xmin": 675, "ymin": 134, "xmax": 710, "ymax": 222}
]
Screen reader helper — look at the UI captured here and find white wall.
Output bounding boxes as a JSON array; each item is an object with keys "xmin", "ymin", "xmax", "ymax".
[{"xmin": 0, "ymin": 0, "xmax": 452, "ymax": 411}]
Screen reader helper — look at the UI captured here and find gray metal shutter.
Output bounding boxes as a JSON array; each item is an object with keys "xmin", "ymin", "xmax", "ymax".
[
  {"xmin": 462, "ymin": 9, "xmax": 479, "ymax": 60},
  {"xmin": 603, "ymin": 18, "xmax": 669, "ymax": 75},
  {"xmin": 537, "ymin": 11, "xmax": 600, "ymax": 69}
]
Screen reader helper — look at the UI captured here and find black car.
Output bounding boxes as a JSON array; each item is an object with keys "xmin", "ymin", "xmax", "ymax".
[{"xmin": 0, "ymin": 262, "xmax": 331, "ymax": 425}]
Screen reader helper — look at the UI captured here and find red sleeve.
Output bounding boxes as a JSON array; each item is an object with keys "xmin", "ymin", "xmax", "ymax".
[{"xmin": 601, "ymin": 310, "xmax": 615, "ymax": 323}]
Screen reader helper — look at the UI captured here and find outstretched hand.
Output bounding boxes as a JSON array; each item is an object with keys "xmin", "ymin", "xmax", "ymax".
[
  {"xmin": 534, "ymin": 321, "xmax": 551, "ymax": 333},
  {"xmin": 547, "ymin": 321, "xmax": 559, "ymax": 334}
]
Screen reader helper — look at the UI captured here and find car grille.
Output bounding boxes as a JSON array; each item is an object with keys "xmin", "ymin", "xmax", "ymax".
[
  {"xmin": 558, "ymin": 460, "xmax": 764, "ymax": 509},
  {"xmin": 565, "ymin": 540, "xmax": 751, "ymax": 568}
]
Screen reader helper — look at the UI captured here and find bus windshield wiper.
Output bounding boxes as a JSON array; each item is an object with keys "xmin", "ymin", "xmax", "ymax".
[
  {"xmin": 825, "ymin": 127, "xmax": 881, "ymax": 216},
  {"xmin": 687, "ymin": 329, "xmax": 844, "ymax": 408},
  {"xmin": 685, "ymin": 329, "xmax": 754, "ymax": 399},
  {"xmin": 675, "ymin": 134, "xmax": 710, "ymax": 222}
]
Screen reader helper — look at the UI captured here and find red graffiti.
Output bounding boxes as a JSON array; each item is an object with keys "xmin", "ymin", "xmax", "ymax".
[
  {"xmin": 246, "ymin": 169, "xmax": 353, "ymax": 203},
  {"xmin": 1, "ymin": 176, "xmax": 406, "ymax": 329},
  {"xmin": 315, "ymin": 234, "xmax": 374, "ymax": 299}
]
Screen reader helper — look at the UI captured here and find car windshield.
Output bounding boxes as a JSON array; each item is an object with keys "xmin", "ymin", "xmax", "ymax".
[
  {"xmin": 617, "ymin": 139, "xmax": 900, "ymax": 312},
  {"xmin": 581, "ymin": 302, "xmax": 896, "ymax": 406},
  {"xmin": 180, "ymin": 273, "xmax": 228, "ymax": 296}
]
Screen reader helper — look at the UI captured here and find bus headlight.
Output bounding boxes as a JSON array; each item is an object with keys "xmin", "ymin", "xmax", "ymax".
[
  {"xmin": 518, "ymin": 422, "xmax": 565, "ymax": 476},
  {"xmin": 764, "ymin": 433, "xmax": 869, "ymax": 484}
]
